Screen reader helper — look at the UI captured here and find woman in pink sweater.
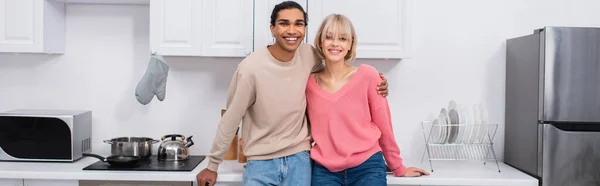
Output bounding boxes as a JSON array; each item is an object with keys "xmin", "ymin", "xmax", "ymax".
[{"xmin": 306, "ymin": 14, "xmax": 429, "ymax": 185}]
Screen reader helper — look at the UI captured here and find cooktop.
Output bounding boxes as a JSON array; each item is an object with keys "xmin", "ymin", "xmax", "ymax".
[{"xmin": 82, "ymin": 155, "xmax": 205, "ymax": 171}]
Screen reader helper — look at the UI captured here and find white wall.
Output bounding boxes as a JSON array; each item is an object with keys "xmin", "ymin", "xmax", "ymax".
[
  {"xmin": 0, "ymin": 4, "xmax": 240, "ymax": 156},
  {"xmin": 392, "ymin": 0, "xmax": 600, "ymax": 163},
  {"xmin": 1, "ymin": 0, "xmax": 599, "ymax": 166}
]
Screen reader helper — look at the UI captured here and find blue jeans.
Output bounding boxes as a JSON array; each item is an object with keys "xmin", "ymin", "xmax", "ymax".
[
  {"xmin": 312, "ymin": 152, "xmax": 387, "ymax": 186},
  {"xmin": 242, "ymin": 151, "xmax": 311, "ymax": 186}
]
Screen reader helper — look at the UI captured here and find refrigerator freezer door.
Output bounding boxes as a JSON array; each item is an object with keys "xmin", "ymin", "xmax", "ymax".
[
  {"xmin": 542, "ymin": 27, "xmax": 600, "ymax": 123},
  {"xmin": 542, "ymin": 123, "xmax": 600, "ymax": 186}
]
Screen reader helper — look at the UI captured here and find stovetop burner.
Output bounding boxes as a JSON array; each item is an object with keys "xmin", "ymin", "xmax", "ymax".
[
  {"xmin": 82, "ymin": 155, "xmax": 205, "ymax": 172},
  {"xmin": 150, "ymin": 161, "xmax": 185, "ymax": 168}
]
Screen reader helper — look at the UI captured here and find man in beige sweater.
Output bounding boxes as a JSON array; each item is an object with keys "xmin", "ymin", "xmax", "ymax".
[{"xmin": 196, "ymin": 1, "xmax": 388, "ymax": 186}]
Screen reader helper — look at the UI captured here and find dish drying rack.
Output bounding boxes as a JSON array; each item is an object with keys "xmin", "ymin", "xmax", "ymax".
[{"xmin": 420, "ymin": 121, "xmax": 501, "ymax": 172}]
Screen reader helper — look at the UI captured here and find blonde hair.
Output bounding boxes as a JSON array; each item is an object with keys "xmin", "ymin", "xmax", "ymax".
[{"xmin": 314, "ymin": 14, "xmax": 357, "ymax": 62}]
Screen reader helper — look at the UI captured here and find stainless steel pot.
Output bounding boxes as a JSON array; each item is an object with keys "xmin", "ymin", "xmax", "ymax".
[{"xmin": 103, "ymin": 137, "xmax": 159, "ymax": 159}]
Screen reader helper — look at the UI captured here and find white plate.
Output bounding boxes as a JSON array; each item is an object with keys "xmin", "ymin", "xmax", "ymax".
[
  {"xmin": 464, "ymin": 105, "xmax": 475, "ymax": 143},
  {"xmin": 427, "ymin": 112, "xmax": 441, "ymax": 144},
  {"xmin": 438, "ymin": 109, "xmax": 448, "ymax": 144},
  {"xmin": 479, "ymin": 102, "xmax": 490, "ymax": 142},
  {"xmin": 464, "ymin": 105, "xmax": 472, "ymax": 143},
  {"xmin": 430, "ymin": 118, "xmax": 440, "ymax": 143},
  {"xmin": 457, "ymin": 104, "xmax": 469, "ymax": 143},
  {"xmin": 447, "ymin": 101, "xmax": 460, "ymax": 144},
  {"xmin": 472, "ymin": 104, "xmax": 482, "ymax": 143},
  {"xmin": 440, "ymin": 108, "xmax": 449, "ymax": 124},
  {"xmin": 441, "ymin": 108, "xmax": 449, "ymax": 142},
  {"xmin": 448, "ymin": 100, "xmax": 458, "ymax": 112},
  {"xmin": 479, "ymin": 102, "xmax": 490, "ymax": 125}
]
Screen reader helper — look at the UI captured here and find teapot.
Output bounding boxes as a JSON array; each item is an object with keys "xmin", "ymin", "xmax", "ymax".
[{"xmin": 157, "ymin": 134, "xmax": 194, "ymax": 161}]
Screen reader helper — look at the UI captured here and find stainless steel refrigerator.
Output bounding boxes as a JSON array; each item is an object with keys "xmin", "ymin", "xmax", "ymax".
[{"xmin": 505, "ymin": 26, "xmax": 600, "ymax": 186}]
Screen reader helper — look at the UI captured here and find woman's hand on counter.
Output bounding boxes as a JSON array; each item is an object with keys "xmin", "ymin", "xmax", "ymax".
[{"xmin": 403, "ymin": 167, "xmax": 430, "ymax": 177}]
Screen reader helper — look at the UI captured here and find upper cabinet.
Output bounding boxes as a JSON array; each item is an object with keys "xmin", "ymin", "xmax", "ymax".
[
  {"xmin": 307, "ymin": 0, "xmax": 413, "ymax": 59},
  {"xmin": 150, "ymin": 0, "xmax": 412, "ymax": 58},
  {"xmin": 253, "ymin": 0, "xmax": 307, "ymax": 51},
  {"xmin": 149, "ymin": 0, "xmax": 253, "ymax": 57},
  {"xmin": 53, "ymin": 0, "xmax": 149, "ymax": 4},
  {"xmin": 0, "ymin": 0, "xmax": 410, "ymax": 58},
  {"xmin": 149, "ymin": 0, "xmax": 202, "ymax": 56},
  {"xmin": 201, "ymin": 0, "xmax": 253, "ymax": 57},
  {"xmin": 0, "ymin": 0, "xmax": 65, "ymax": 54}
]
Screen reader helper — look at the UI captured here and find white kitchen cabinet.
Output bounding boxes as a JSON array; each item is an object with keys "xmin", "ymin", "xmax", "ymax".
[
  {"xmin": 149, "ymin": 0, "xmax": 412, "ymax": 58},
  {"xmin": 80, "ymin": 180, "xmax": 189, "ymax": 186},
  {"xmin": 213, "ymin": 183, "xmax": 241, "ymax": 186},
  {"xmin": 149, "ymin": 0, "xmax": 202, "ymax": 56},
  {"xmin": 0, "ymin": 179, "xmax": 77, "ymax": 186},
  {"xmin": 24, "ymin": 179, "xmax": 78, "ymax": 186},
  {"xmin": 149, "ymin": 0, "xmax": 253, "ymax": 57},
  {"xmin": 201, "ymin": 0, "xmax": 253, "ymax": 57},
  {"xmin": 0, "ymin": 0, "xmax": 65, "ymax": 54},
  {"xmin": 307, "ymin": 0, "xmax": 413, "ymax": 59},
  {"xmin": 52, "ymin": 0, "xmax": 149, "ymax": 4},
  {"xmin": 0, "ymin": 179, "xmax": 21, "ymax": 186},
  {"xmin": 253, "ymin": 0, "xmax": 307, "ymax": 51}
]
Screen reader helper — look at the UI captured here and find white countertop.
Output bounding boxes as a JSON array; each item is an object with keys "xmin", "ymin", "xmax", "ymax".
[
  {"xmin": 389, "ymin": 160, "xmax": 538, "ymax": 186},
  {"xmin": 0, "ymin": 157, "xmax": 205, "ymax": 182},
  {"xmin": 0, "ymin": 156, "xmax": 538, "ymax": 186}
]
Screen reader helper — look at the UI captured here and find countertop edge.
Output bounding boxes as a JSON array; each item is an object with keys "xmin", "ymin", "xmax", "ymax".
[
  {"xmin": 0, "ymin": 160, "xmax": 539, "ymax": 186},
  {"xmin": 387, "ymin": 177, "xmax": 539, "ymax": 185},
  {"xmin": 0, "ymin": 171, "xmax": 246, "ymax": 182},
  {"xmin": 0, "ymin": 171, "xmax": 539, "ymax": 185}
]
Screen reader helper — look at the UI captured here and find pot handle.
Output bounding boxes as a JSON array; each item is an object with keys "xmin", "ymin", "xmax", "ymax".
[
  {"xmin": 103, "ymin": 140, "xmax": 113, "ymax": 144},
  {"xmin": 161, "ymin": 134, "xmax": 185, "ymax": 141},
  {"xmin": 82, "ymin": 153, "xmax": 107, "ymax": 162}
]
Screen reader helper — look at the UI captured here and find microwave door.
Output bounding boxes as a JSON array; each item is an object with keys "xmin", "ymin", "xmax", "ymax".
[
  {"xmin": 0, "ymin": 116, "xmax": 72, "ymax": 161},
  {"xmin": 541, "ymin": 27, "xmax": 600, "ymax": 123}
]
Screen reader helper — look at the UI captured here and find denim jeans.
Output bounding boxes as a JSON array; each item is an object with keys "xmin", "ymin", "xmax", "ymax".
[
  {"xmin": 312, "ymin": 152, "xmax": 387, "ymax": 186},
  {"xmin": 242, "ymin": 150, "xmax": 311, "ymax": 186}
]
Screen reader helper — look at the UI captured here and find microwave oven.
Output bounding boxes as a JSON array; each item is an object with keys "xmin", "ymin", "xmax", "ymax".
[{"xmin": 0, "ymin": 109, "xmax": 92, "ymax": 162}]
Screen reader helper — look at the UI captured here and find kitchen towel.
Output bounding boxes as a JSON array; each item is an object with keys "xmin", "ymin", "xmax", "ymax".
[{"xmin": 135, "ymin": 54, "xmax": 169, "ymax": 105}]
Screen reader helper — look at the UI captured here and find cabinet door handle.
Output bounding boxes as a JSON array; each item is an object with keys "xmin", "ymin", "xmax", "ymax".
[{"xmin": 245, "ymin": 50, "xmax": 251, "ymax": 55}]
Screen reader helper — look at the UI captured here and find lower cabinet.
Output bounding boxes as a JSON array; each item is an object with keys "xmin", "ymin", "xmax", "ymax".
[
  {"xmin": 0, "ymin": 179, "xmax": 78, "ymax": 186},
  {"xmin": 0, "ymin": 179, "xmax": 21, "ymax": 186},
  {"xmin": 79, "ymin": 180, "xmax": 191, "ymax": 186},
  {"xmin": 213, "ymin": 183, "xmax": 242, "ymax": 186},
  {"xmin": 0, "ymin": 179, "xmax": 242, "ymax": 186},
  {"xmin": 25, "ymin": 179, "xmax": 78, "ymax": 186}
]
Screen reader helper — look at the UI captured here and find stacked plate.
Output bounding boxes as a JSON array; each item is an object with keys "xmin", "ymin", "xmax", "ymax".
[{"xmin": 427, "ymin": 101, "xmax": 490, "ymax": 144}]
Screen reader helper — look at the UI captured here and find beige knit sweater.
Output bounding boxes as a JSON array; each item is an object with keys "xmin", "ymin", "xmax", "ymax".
[{"xmin": 207, "ymin": 44, "xmax": 321, "ymax": 171}]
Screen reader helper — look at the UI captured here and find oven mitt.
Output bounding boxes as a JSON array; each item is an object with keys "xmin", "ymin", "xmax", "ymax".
[{"xmin": 135, "ymin": 54, "xmax": 169, "ymax": 105}]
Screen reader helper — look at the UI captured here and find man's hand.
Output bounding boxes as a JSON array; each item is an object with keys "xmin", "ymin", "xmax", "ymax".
[
  {"xmin": 196, "ymin": 168, "xmax": 218, "ymax": 186},
  {"xmin": 378, "ymin": 73, "xmax": 389, "ymax": 97}
]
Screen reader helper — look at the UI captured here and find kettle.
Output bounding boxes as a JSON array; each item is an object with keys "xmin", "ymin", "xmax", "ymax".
[{"xmin": 158, "ymin": 134, "xmax": 194, "ymax": 161}]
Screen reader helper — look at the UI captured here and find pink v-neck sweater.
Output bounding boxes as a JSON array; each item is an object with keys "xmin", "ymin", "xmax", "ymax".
[{"xmin": 306, "ymin": 64, "xmax": 407, "ymax": 176}]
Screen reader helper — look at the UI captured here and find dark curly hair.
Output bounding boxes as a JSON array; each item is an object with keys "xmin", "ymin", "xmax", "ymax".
[{"xmin": 270, "ymin": 1, "xmax": 308, "ymax": 26}]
